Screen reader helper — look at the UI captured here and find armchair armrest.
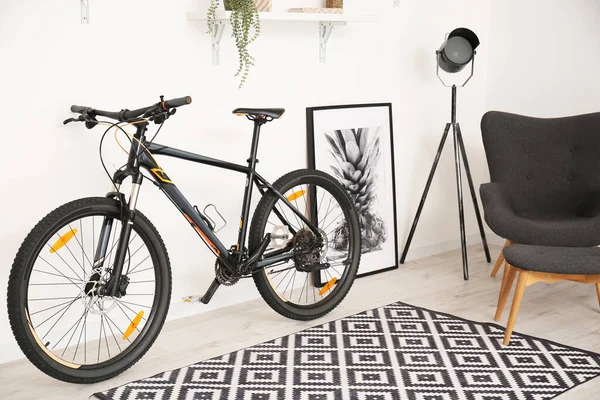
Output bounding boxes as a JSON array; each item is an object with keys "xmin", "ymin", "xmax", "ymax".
[{"xmin": 480, "ymin": 182, "xmax": 517, "ymax": 239}]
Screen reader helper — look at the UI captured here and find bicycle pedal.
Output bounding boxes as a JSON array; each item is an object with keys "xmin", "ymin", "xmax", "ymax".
[{"xmin": 182, "ymin": 295, "xmax": 202, "ymax": 303}]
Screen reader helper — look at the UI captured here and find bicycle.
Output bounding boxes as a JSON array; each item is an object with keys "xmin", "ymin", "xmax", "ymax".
[{"xmin": 7, "ymin": 96, "xmax": 362, "ymax": 383}]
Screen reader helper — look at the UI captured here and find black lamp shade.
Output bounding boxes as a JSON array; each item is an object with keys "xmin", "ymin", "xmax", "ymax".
[{"xmin": 438, "ymin": 28, "xmax": 480, "ymax": 73}]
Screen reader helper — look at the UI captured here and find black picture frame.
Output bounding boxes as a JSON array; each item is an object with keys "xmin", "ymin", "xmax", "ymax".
[{"xmin": 306, "ymin": 103, "xmax": 399, "ymax": 284}]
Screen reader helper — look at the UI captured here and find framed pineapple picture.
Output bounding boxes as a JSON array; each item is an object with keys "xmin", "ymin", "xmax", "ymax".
[{"xmin": 306, "ymin": 103, "xmax": 398, "ymax": 283}]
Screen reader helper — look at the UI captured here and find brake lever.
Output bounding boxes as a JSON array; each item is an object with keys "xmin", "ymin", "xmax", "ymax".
[
  {"xmin": 63, "ymin": 117, "xmax": 79, "ymax": 125},
  {"xmin": 63, "ymin": 112, "xmax": 98, "ymax": 129}
]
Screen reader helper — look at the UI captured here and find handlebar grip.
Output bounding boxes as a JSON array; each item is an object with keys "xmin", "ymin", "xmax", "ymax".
[
  {"xmin": 164, "ymin": 96, "xmax": 192, "ymax": 109},
  {"xmin": 70, "ymin": 105, "xmax": 89, "ymax": 114}
]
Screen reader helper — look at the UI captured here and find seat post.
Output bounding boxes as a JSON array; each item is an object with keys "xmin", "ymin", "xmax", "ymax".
[
  {"xmin": 236, "ymin": 119, "xmax": 265, "ymax": 262},
  {"xmin": 248, "ymin": 119, "xmax": 264, "ymax": 169}
]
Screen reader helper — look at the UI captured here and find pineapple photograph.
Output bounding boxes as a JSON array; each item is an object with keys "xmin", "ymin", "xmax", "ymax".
[
  {"xmin": 307, "ymin": 103, "xmax": 398, "ymax": 277},
  {"xmin": 325, "ymin": 127, "xmax": 388, "ymax": 253}
]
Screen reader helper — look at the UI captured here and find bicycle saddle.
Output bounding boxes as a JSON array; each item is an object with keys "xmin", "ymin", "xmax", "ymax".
[{"xmin": 233, "ymin": 108, "xmax": 285, "ymax": 120}]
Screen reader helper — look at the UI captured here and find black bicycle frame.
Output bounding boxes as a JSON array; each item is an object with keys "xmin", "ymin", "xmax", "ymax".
[{"xmin": 101, "ymin": 119, "xmax": 319, "ymax": 295}]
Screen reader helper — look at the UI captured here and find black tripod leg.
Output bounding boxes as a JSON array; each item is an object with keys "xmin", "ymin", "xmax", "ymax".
[
  {"xmin": 452, "ymin": 123, "xmax": 469, "ymax": 280},
  {"xmin": 456, "ymin": 124, "xmax": 491, "ymax": 263},
  {"xmin": 400, "ymin": 123, "xmax": 451, "ymax": 264}
]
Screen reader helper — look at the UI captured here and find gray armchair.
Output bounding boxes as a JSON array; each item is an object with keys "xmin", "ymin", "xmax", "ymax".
[{"xmin": 479, "ymin": 111, "xmax": 600, "ymax": 276}]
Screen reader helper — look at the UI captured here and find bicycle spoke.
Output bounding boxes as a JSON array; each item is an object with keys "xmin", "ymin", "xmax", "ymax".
[
  {"xmin": 306, "ymin": 273, "xmax": 310, "ymax": 304},
  {"xmin": 276, "ymin": 202, "xmax": 299, "ymax": 232},
  {"xmin": 35, "ymin": 296, "xmax": 80, "ymax": 332},
  {"xmin": 30, "ymin": 296, "xmax": 82, "ymax": 301},
  {"xmin": 40, "ymin": 252, "xmax": 83, "ymax": 285},
  {"xmin": 275, "ymin": 267, "xmax": 293, "ymax": 290},
  {"xmin": 128, "ymin": 266, "xmax": 153, "ymax": 275},
  {"xmin": 59, "ymin": 230, "xmax": 86, "ymax": 277},
  {"xmin": 316, "ymin": 189, "xmax": 326, "ymax": 225},
  {"xmin": 116, "ymin": 299, "xmax": 148, "ymax": 321},
  {"xmin": 98, "ymin": 315, "xmax": 104, "ymax": 362},
  {"xmin": 330, "ymin": 264, "xmax": 342, "ymax": 276},
  {"xmin": 290, "ymin": 270, "xmax": 297, "ymax": 299},
  {"xmin": 73, "ymin": 312, "xmax": 88, "ymax": 362},
  {"xmin": 92, "ymin": 217, "xmax": 95, "ymax": 265},
  {"xmin": 32, "ymin": 268, "xmax": 83, "ymax": 284},
  {"xmin": 118, "ymin": 300, "xmax": 152, "ymax": 309},
  {"xmin": 127, "ymin": 254, "xmax": 150, "ymax": 275},
  {"xmin": 283, "ymin": 270, "xmax": 296, "ymax": 299},
  {"xmin": 69, "ymin": 221, "xmax": 93, "ymax": 270},
  {"xmin": 319, "ymin": 195, "xmax": 334, "ymax": 224},
  {"xmin": 53, "ymin": 305, "xmax": 88, "ymax": 353},
  {"xmin": 105, "ymin": 314, "xmax": 131, "ymax": 344},
  {"xmin": 322, "ymin": 210, "xmax": 344, "ymax": 233},
  {"xmin": 319, "ymin": 203, "xmax": 340, "ymax": 230},
  {"xmin": 104, "ymin": 314, "xmax": 121, "ymax": 352},
  {"xmin": 298, "ymin": 273, "xmax": 308, "ymax": 303},
  {"xmin": 30, "ymin": 282, "xmax": 81, "ymax": 286},
  {"xmin": 30, "ymin": 298, "xmax": 76, "ymax": 316}
]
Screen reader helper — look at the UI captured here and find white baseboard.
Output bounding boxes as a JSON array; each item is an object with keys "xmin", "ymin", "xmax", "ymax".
[
  {"xmin": 0, "ymin": 233, "xmax": 502, "ymax": 365},
  {"xmin": 400, "ymin": 230, "xmax": 504, "ymax": 262}
]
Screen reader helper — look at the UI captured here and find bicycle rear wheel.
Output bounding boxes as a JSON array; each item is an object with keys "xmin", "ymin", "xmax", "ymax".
[
  {"xmin": 249, "ymin": 169, "xmax": 361, "ymax": 321},
  {"xmin": 7, "ymin": 197, "xmax": 171, "ymax": 383}
]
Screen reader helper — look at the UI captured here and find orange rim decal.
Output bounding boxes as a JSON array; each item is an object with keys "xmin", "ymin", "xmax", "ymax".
[
  {"xmin": 286, "ymin": 190, "xmax": 306, "ymax": 202},
  {"xmin": 123, "ymin": 311, "xmax": 144, "ymax": 340},
  {"xmin": 50, "ymin": 229, "xmax": 78, "ymax": 253},
  {"xmin": 319, "ymin": 277, "xmax": 338, "ymax": 296}
]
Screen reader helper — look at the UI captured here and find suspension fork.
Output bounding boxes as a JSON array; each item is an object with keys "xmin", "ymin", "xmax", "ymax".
[
  {"xmin": 105, "ymin": 175, "xmax": 142, "ymax": 295},
  {"xmin": 97, "ymin": 121, "xmax": 147, "ymax": 296}
]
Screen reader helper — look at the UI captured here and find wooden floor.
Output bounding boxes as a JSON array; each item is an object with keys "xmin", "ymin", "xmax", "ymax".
[{"xmin": 2, "ymin": 244, "xmax": 600, "ymax": 399}]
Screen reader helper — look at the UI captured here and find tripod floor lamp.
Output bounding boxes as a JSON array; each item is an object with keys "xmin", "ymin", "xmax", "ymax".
[{"xmin": 400, "ymin": 28, "xmax": 491, "ymax": 280}]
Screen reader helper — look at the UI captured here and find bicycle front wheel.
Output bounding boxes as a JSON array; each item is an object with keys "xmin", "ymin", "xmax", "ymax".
[{"xmin": 7, "ymin": 197, "xmax": 171, "ymax": 383}]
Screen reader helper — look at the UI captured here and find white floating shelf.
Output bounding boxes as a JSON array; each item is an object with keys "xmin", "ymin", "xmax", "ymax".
[
  {"xmin": 187, "ymin": 11, "xmax": 378, "ymax": 23},
  {"xmin": 187, "ymin": 11, "xmax": 379, "ymax": 64}
]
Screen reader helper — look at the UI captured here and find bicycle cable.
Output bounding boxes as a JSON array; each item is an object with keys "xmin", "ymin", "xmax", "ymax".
[{"xmin": 97, "ymin": 120, "xmax": 166, "ymax": 193}]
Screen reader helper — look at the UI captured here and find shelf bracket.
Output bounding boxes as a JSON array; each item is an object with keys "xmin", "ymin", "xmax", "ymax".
[
  {"xmin": 210, "ymin": 21, "xmax": 226, "ymax": 66},
  {"xmin": 80, "ymin": 0, "xmax": 89, "ymax": 24},
  {"xmin": 319, "ymin": 22, "xmax": 344, "ymax": 63}
]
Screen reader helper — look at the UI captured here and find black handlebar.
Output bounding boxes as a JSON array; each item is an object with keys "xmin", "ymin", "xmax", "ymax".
[{"xmin": 69, "ymin": 96, "xmax": 192, "ymax": 122}]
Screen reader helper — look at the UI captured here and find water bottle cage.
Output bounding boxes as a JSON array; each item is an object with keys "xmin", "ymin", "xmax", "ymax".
[{"xmin": 194, "ymin": 204, "xmax": 227, "ymax": 233}]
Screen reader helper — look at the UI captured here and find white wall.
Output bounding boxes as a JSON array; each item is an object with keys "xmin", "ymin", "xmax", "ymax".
[
  {"xmin": 0, "ymin": 0, "xmax": 493, "ymax": 362},
  {"xmin": 486, "ymin": 0, "xmax": 600, "ymax": 117}
]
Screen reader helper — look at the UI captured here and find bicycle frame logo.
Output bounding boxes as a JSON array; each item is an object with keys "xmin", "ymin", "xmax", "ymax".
[{"xmin": 150, "ymin": 168, "xmax": 173, "ymax": 184}]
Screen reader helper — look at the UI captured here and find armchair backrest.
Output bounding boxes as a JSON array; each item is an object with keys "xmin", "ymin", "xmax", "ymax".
[{"xmin": 481, "ymin": 111, "xmax": 600, "ymax": 216}]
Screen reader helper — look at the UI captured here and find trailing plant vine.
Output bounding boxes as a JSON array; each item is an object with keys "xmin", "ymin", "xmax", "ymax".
[{"xmin": 208, "ymin": 0, "xmax": 260, "ymax": 88}]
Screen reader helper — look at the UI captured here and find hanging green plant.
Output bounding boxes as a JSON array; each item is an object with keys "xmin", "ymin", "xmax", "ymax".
[{"xmin": 208, "ymin": 0, "xmax": 260, "ymax": 88}]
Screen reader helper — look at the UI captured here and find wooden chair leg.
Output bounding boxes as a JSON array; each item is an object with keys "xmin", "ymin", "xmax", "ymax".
[
  {"xmin": 596, "ymin": 284, "xmax": 600, "ymax": 308},
  {"xmin": 504, "ymin": 270, "xmax": 528, "ymax": 345},
  {"xmin": 491, "ymin": 239, "xmax": 512, "ymax": 277},
  {"xmin": 495, "ymin": 263, "xmax": 516, "ymax": 321}
]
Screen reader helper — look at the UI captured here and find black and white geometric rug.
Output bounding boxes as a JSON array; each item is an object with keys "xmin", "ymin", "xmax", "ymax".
[{"xmin": 94, "ymin": 301, "xmax": 600, "ymax": 400}]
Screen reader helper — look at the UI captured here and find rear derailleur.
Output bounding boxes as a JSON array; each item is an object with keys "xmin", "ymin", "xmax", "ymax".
[{"xmin": 293, "ymin": 227, "xmax": 330, "ymax": 272}]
